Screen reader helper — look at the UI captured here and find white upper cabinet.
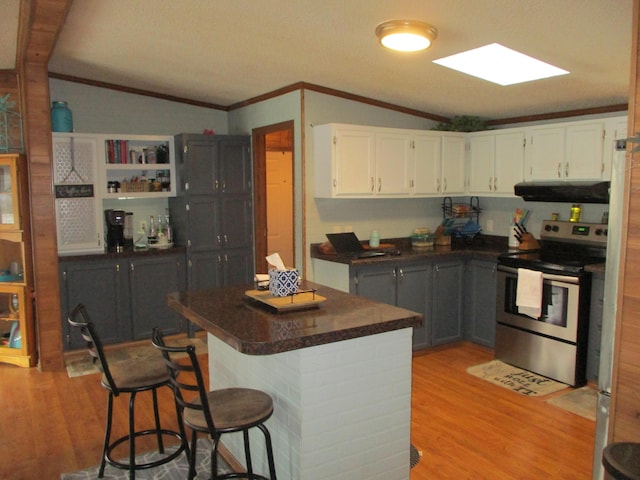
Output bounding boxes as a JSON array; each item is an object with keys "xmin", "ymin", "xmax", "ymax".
[
  {"xmin": 375, "ymin": 131, "xmax": 412, "ymax": 195},
  {"xmin": 469, "ymin": 130, "xmax": 525, "ymax": 195},
  {"xmin": 440, "ymin": 134, "xmax": 466, "ymax": 195},
  {"xmin": 524, "ymin": 121, "xmax": 605, "ymax": 181},
  {"xmin": 412, "ymin": 133, "xmax": 441, "ymax": 195},
  {"xmin": 314, "ymin": 124, "xmax": 465, "ymax": 198},
  {"xmin": 313, "ymin": 117, "xmax": 624, "ymax": 199},
  {"xmin": 314, "ymin": 124, "xmax": 375, "ymax": 197},
  {"xmin": 602, "ymin": 115, "xmax": 629, "ymax": 179},
  {"xmin": 565, "ymin": 122, "xmax": 605, "ymax": 180}
]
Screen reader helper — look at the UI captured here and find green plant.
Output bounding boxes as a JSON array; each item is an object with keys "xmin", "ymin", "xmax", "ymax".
[{"xmin": 432, "ymin": 115, "xmax": 488, "ymax": 132}]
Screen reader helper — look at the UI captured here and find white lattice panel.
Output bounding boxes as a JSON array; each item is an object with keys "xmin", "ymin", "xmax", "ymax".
[
  {"xmin": 52, "ymin": 134, "xmax": 103, "ymax": 254},
  {"xmin": 55, "ymin": 197, "xmax": 100, "ymax": 248},
  {"xmin": 53, "ymin": 137, "xmax": 97, "ymax": 185}
]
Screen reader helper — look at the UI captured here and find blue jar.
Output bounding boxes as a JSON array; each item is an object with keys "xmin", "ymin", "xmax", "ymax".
[{"xmin": 51, "ymin": 101, "xmax": 73, "ymax": 132}]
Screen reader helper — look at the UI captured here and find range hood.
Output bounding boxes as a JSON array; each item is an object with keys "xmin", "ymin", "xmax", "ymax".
[{"xmin": 514, "ymin": 181, "xmax": 610, "ymax": 204}]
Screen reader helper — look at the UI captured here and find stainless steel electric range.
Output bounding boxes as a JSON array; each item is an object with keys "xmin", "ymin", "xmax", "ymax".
[{"xmin": 495, "ymin": 220, "xmax": 608, "ymax": 387}]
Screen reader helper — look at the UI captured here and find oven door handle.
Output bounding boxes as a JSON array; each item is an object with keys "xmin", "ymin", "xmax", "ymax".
[{"xmin": 497, "ymin": 265, "xmax": 580, "ymax": 285}]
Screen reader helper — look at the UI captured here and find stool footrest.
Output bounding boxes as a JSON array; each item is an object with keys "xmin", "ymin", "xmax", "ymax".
[{"xmin": 105, "ymin": 429, "xmax": 186, "ymax": 471}]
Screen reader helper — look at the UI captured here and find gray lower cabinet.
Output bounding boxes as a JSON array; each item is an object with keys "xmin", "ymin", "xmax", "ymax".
[
  {"xmin": 345, "ymin": 255, "xmax": 492, "ymax": 350},
  {"xmin": 350, "ymin": 261, "xmax": 431, "ymax": 349},
  {"xmin": 60, "ymin": 258, "xmax": 129, "ymax": 349},
  {"xmin": 129, "ymin": 255, "xmax": 186, "ymax": 340},
  {"xmin": 431, "ymin": 259, "xmax": 464, "ymax": 346},
  {"xmin": 60, "ymin": 253, "xmax": 186, "ymax": 350},
  {"xmin": 465, "ymin": 258, "xmax": 497, "ymax": 347}
]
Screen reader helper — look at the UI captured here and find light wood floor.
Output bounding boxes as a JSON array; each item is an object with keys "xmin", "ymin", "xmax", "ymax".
[
  {"xmin": 0, "ymin": 341, "xmax": 595, "ymax": 479},
  {"xmin": 410, "ymin": 342, "xmax": 596, "ymax": 480}
]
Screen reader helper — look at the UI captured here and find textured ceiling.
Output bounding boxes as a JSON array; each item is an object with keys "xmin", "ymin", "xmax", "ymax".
[{"xmin": 2, "ymin": 0, "xmax": 634, "ymax": 120}]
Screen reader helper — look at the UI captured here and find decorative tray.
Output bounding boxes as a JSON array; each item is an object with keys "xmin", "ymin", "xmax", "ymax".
[
  {"xmin": 148, "ymin": 241, "xmax": 174, "ymax": 250},
  {"xmin": 245, "ymin": 289, "xmax": 326, "ymax": 312}
]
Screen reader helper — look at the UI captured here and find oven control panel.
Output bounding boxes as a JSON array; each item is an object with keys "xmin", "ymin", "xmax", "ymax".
[{"xmin": 540, "ymin": 220, "xmax": 608, "ymax": 246}]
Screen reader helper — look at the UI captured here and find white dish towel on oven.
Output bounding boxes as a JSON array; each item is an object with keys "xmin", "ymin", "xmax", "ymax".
[{"xmin": 516, "ymin": 268, "xmax": 543, "ymax": 319}]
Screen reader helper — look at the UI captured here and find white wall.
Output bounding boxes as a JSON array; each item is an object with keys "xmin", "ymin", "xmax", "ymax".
[
  {"xmin": 227, "ymin": 91, "xmax": 303, "ymax": 268},
  {"xmin": 50, "ymin": 78, "xmax": 228, "ymax": 135}
]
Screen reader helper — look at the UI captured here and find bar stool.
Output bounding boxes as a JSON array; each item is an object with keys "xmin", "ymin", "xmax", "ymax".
[
  {"xmin": 68, "ymin": 304, "xmax": 188, "ymax": 479},
  {"xmin": 152, "ymin": 327, "xmax": 277, "ymax": 480},
  {"xmin": 603, "ymin": 442, "xmax": 640, "ymax": 480}
]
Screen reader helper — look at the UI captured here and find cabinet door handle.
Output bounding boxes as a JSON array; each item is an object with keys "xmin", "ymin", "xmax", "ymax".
[
  {"xmin": 437, "ymin": 178, "xmax": 441, "ymax": 192},
  {"xmin": 224, "ymin": 254, "xmax": 229, "ymax": 262},
  {"xmin": 216, "ymin": 235, "xmax": 222, "ymax": 245},
  {"xmin": 223, "ymin": 234, "xmax": 228, "ymax": 245},
  {"xmin": 378, "ymin": 178, "xmax": 382, "ymax": 192},
  {"xmin": 443, "ymin": 178, "xmax": 447, "ymax": 191},
  {"xmin": 215, "ymin": 179, "xmax": 219, "ymax": 192},
  {"xmin": 565, "ymin": 162, "xmax": 569, "ymax": 178},
  {"xmin": 185, "ymin": 181, "xmax": 190, "ymax": 191},
  {"xmin": 370, "ymin": 177, "xmax": 374, "ymax": 192},
  {"xmin": 557, "ymin": 162, "xmax": 562, "ymax": 178},
  {"xmin": 435, "ymin": 265, "xmax": 440, "ymax": 272},
  {"xmin": 398, "ymin": 268, "xmax": 404, "ymax": 278},
  {"xmin": 493, "ymin": 177, "xmax": 498, "ymax": 191},
  {"xmin": 217, "ymin": 255, "xmax": 222, "ymax": 263},
  {"xmin": 222, "ymin": 181, "xmax": 226, "ymax": 192},
  {"xmin": 488, "ymin": 177, "xmax": 492, "ymax": 190}
]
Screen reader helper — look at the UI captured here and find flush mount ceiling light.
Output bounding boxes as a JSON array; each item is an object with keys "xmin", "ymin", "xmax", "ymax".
[
  {"xmin": 433, "ymin": 43, "xmax": 569, "ymax": 86},
  {"xmin": 375, "ymin": 20, "xmax": 438, "ymax": 52}
]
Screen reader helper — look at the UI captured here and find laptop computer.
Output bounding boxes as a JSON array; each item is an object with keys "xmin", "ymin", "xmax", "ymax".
[{"xmin": 326, "ymin": 232, "xmax": 387, "ymax": 259}]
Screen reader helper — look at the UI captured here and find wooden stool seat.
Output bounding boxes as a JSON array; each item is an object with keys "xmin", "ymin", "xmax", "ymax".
[{"xmin": 603, "ymin": 442, "xmax": 640, "ymax": 480}]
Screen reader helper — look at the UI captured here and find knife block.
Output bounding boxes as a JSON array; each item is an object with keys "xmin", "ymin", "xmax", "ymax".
[{"xmin": 518, "ymin": 233, "xmax": 541, "ymax": 251}]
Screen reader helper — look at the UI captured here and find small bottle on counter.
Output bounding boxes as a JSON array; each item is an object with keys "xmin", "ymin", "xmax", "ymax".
[
  {"xmin": 570, "ymin": 204, "xmax": 581, "ymax": 223},
  {"xmin": 148, "ymin": 215, "xmax": 158, "ymax": 245},
  {"xmin": 369, "ymin": 230, "xmax": 380, "ymax": 248}
]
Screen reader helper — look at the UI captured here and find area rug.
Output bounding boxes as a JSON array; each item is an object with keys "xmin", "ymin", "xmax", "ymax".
[
  {"xmin": 410, "ymin": 444, "xmax": 421, "ymax": 469},
  {"xmin": 546, "ymin": 385, "xmax": 598, "ymax": 421},
  {"xmin": 61, "ymin": 440, "xmax": 229, "ymax": 479},
  {"xmin": 65, "ymin": 336, "xmax": 208, "ymax": 378},
  {"xmin": 466, "ymin": 359, "xmax": 569, "ymax": 396}
]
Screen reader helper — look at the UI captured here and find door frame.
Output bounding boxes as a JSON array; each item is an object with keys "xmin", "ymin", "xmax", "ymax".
[{"xmin": 252, "ymin": 120, "xmax": 295, "ymax": 274}]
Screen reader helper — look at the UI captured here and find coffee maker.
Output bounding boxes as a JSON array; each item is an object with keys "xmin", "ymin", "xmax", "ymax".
[{"xmin": 105, "ymin": 209, "xmax": 125, "ymax": 252}]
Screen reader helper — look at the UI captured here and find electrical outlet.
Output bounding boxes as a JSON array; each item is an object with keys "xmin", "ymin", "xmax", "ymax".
[
  {"xmin": 139, "ymin": 220, "xmax": 147, "ymax": 232},
  {"xmin": 486, "ymin": 219, "xmax": 494, "ymax": 232}
]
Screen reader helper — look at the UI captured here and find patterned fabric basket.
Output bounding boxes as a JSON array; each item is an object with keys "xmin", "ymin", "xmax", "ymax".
[{"xmin": 120, "ymin": 181, "xmax": 149, "ymax": 193}]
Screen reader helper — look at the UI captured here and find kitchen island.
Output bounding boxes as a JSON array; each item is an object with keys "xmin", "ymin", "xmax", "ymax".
[{"xmin": 168, "ymin": 281, "xmax": 422, "ymax": 480}]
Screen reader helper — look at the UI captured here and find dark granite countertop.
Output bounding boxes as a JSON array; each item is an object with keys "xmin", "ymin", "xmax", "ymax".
[
  {"xmin": 167, "ymin": 280, "xmax": 422, "ymax": 355},
  {"xmin": 310, "ymin": 235, "xmax": 508, "ymax": 266},
  {"xmin": 59, "ymin": 246, "xmax": 186, "ymax": 262}
]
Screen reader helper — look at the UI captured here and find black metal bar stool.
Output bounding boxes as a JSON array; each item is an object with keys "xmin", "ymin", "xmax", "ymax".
[
  {"xmin": 603, "ymin": 442, "xmax": 640, "ymax": 480},
  {"xmin": 152, "ymin": 327, "xmax": 277, "ymax": 480},
  {"xmin": 68, "ymin": 304, "xmax": 188, "ymax": 479}
]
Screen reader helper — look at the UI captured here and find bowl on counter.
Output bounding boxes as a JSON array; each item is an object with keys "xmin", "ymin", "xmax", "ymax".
[{"xmin": 411, "ymin": 233, "xmax": 435, "ymax": 249}]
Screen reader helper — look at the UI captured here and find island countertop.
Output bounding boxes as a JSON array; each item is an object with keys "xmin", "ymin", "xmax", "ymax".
[{"xmin": 167, "ymin": 280, "xmax": 422, "ymax": 355}]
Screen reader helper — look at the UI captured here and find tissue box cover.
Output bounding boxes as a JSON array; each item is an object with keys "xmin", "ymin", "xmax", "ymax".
[{"xmin": 269, "ymin": 269, "xmax": 299, "ymax": 297}]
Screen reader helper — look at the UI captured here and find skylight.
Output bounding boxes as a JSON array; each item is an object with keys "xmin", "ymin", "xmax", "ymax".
[{"xmin": 433, "ymin": 43, "xmax": 569, "ymax": 86}]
